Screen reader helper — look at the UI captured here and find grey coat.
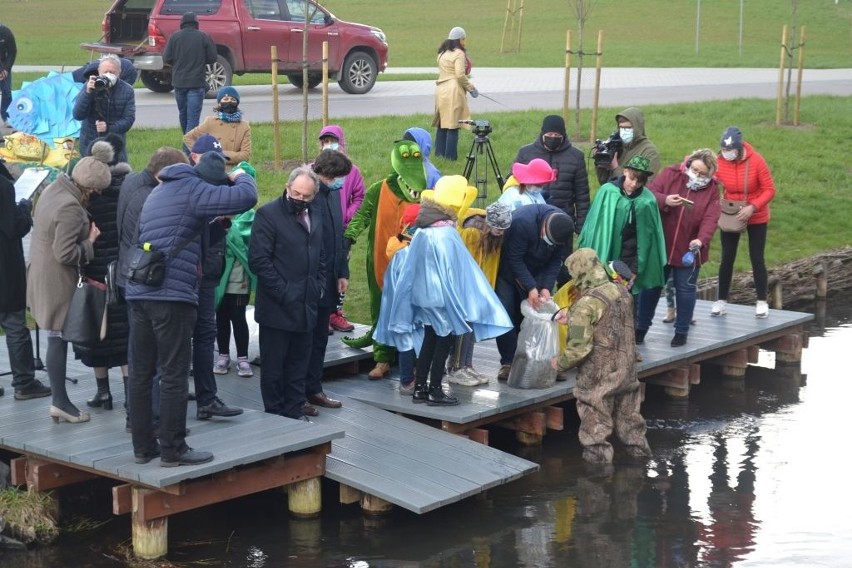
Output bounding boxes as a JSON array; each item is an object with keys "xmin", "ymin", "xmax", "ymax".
[{"xmin": 27, "ymin": 175, "xmax": 94, "ymax": 330}]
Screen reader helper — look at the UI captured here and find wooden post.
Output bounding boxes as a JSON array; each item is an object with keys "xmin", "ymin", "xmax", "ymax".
[
  {"xmin": 360, "ymin": 493, "xmax": 394, "ymax": 515},
  {"xmin": 815, "ymin": 263, "xmax": 828, "ymax": 300},
  {"xmin": 775, "ymin": 25, "xmax": 788, "ymax": 126},
  {"xmin": 288, "ymin": 478, "xmax": 321, "ymax": 518},
  {"xmin": 132, "ymin": 487, "xmax": 167, "ymax": 560},
  {"xmin": 794, "ymin": 26, "xmax": 806, "ymax": 126},
  {"xmin": 271, "ymin": 45, "xmax": 281, "ymax": 169},
  {"xmin": 562, "ymin": 30, "xmax": 571, "ymax": 125},
  {"xmin": 322, "ymin": 41, "xmax": 329, "ymax": 126},
  {"xmin": 589, "ymin": 30, "xmax": 603, "ymax": 144},
  {"xmin": 769, "ymin": 279, "xmax": 783, "ymax": 309}
]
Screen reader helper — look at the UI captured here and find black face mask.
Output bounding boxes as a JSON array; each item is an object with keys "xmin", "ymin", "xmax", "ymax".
[
  {"xmin": 543, "ymin": 135, "xmax": 563, "ymax": 151},
  {"xmin": 219, "ymin": 102, "xmax": 239, "ymax": 113},
  {"xmin": 286, "ymin": 195, "xmax": 310, "ymax": 214}
]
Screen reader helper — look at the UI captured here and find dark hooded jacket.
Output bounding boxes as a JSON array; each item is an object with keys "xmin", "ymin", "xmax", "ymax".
[
  {"xmin": 0, "ymin": 162, "xmax": 30, "ymax": 312},
  {"xmin": 513, "ymin": 127, "xmax": 590, "ymax": 232},
  {"xmin": 163, "ymin": 14, "xmax": 217, "ymax": 89},
  {"xmin": 595, "ymin": 107, "xmax": 661, "ymax": 186}
]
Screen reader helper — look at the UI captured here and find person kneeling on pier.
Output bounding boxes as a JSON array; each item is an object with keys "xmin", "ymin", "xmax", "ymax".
[{"xmin": 552, "ymin": 248, "xmax": 652, "ymax": 464}]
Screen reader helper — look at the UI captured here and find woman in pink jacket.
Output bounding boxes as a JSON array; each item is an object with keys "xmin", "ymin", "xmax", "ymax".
[{"xmin": 711, "ymin": 127, "xmax": 776, "ymax": 319}]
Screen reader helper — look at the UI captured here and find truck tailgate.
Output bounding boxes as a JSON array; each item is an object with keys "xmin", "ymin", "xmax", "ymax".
[{"xmin": 80, "ymin": 41, "xmax": 148, "ymax": 56}]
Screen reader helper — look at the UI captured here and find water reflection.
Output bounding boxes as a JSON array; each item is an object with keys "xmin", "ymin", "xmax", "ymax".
[{"xmin": 4, "ymin": 293, "xmax": 852, "ymax": 567}]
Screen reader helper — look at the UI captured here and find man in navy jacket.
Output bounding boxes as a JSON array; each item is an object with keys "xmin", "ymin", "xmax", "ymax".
[
  {"xmin": 126, "ymin": 151, "xmax": 256, "ymax": 467},
  {"xmin": 250, "ymin": 166, "xmax": 326, "ymax": 420},
  {"xmin": 494, "ymin": 204, "xmax": 573, "ymax": 380}
]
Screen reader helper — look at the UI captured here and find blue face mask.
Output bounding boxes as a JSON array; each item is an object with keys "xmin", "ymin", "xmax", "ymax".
[
  {"xmin": 323, "ymin": 142, "xmax": 340, "ymax": 152},
  {"xmin": 328, "ymin": 177, "xmax": 345, "ymax": 190}
]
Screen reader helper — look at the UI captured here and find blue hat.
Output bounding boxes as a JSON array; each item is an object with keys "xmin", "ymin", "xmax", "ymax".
[
  {"xmin": 720, "ymin": 126, "xmax": 743, "ymax": 150},
  {"xmin": 191, "ymin": 134, "xmax": 224, "ymax": 156},
  {"xmin": 216, "ymin": 86, "xmax": 240, "ymax": 104}
]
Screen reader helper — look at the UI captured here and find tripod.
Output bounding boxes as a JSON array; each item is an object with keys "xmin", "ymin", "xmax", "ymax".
[{"xmin": 462, "ymin": 130, "xmax": 505, "ymax": 210}]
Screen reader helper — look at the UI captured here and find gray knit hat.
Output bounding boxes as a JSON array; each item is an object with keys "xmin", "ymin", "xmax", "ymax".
[
  {"xmin": 485, "ymin": 201, "xmax": 512, "ymax": 230},
  {"xmin": 448, "ymin": 27, "xmax": 466, "ymax": 40},
  {"xmin": 194, "ymin": 151, "xmax": 229, "ymax": 184}
]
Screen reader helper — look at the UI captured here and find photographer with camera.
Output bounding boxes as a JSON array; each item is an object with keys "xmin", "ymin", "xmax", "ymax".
[
  {"xmin": 594, "ymin": 107, "xmax": 660, "ymax": 187},
  {"xmin": 73, "ymin": 54, "xmax": 135, "ymax": 163},
  {"xmin": 634, "ymin": 149, "xmax": 721, "ymax": 348},
  {"xmin": 513, "ymin": 115, "xmax": 589, "ymax": 239}
]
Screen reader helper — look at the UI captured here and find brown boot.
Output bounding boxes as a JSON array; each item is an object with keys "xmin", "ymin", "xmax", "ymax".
[{"xmin": 368, "ymin": 362, "xmax": 391, "ymax": 380}]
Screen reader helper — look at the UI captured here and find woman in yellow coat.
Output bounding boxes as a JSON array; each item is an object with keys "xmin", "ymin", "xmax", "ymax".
[
  {"xmin": 432, "ymin": 26, "xmax": 478, "ymax": 161},
  {"xmin": 184, "ymin": 86, "xmax": 251, "ymax": 166}
]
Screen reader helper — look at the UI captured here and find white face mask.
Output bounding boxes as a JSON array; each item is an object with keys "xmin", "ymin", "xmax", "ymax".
[
  {"xmin": 721, "ymin": 149, "xmax": 738, "ymax": 161},
  {"xmin": 102, "ymin": 72, "xmax": 118, "ymax": 87},
  {"xmin": 526, "ymin": 185, "xmax": 543, "ymax": 194},
  {"xmin": 322, "ymin": 142, "xmax": 340, "ymax": 152},
  {"xmin": 686, "ymin": 170, "xmax": 710, "ymax": 190},
  {"xmin": 619, "ymin": 128, "xmax": 634, "ymax": 145}
]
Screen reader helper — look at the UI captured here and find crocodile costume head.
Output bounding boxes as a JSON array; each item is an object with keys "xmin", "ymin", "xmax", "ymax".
[{"xmin": 388, "ymin": 139, "xmax": 427, "ymax": 202}]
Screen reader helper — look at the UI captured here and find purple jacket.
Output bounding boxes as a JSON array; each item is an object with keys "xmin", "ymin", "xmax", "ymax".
[{"xmin": 318, "ymin": 124, "xmax": 365, "ymax": 226}]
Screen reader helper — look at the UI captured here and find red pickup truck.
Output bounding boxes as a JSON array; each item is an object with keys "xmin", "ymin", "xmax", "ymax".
[{"xmin": 81, "ymin": 0, "xmax": 389, "ymax": 95}]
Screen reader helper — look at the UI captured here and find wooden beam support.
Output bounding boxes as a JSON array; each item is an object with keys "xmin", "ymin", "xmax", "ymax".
[
  {"xmin": 132, "ymin": 487, "xmax": 168, "ymax": 560},
  {"xmin": 133, "ymin": 452, "xmax": 325, "ymax": 522},
  {"xmin": 440, "ymin": 393, "xmax": 574, "ymax": 434},
  {"xmin": 761, "ymin": 333, "xmax": 803, "ymax": 363},
  {"xmin": 499, "ymin": 410, "xmax": 546, "ymax": 437},
  {"xmin": 360, "ymin": 493, "xmax": 394, "ymax": 516},
  {"xmin": 465, "ymin": 428, "xmax": 490, "ymax": 445},
  {"xmin": 545, "ymin": 406, "xmax": 564, "ymax": 431},
  {"xmin": 644, "ymin": 366, "xmax": 690, "ymax": 390},
  {"xmin": 10, "ymin": 457, "xmax": 26, "ymax": 486},
  {"xmin": 113, "ymin": 484, "xmax": 133, "ymax": 515},
  {"xmin": 288, "ymin": 477, "xmax": 322, "ymax": 518},
  {"xmin": 704, "ymin": 348, "xmax": 749, "ymax": 379},
  {"xmin": 26, "ymin": 459, "xmax": 98, "ymax": 491}
]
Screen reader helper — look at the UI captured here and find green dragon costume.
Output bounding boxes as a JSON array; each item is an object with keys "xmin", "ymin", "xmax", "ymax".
[{"xmin": 343, "ymin": 140, "xmax": 426, "ymax": 373}]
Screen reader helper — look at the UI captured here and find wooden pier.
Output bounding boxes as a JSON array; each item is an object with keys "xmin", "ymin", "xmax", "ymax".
[{"xmin": 0, "ymin": 300, "xmax": 811, "ymax": 558}]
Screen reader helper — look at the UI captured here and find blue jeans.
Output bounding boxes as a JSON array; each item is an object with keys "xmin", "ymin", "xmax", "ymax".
[
  {"xmin": 0, "ymin": 309, "xmax": 35, "ymax": 389},
  {"xmin": 435, "ymin": 128, "xmax": 459, "ymax": 161},
  {"xmin": 175, "ymin": 86, "xmax": 206, "ymax": 136},
  {"xmin": 128, "ymin": 300, "xmax": 197, "ymax": 461},
  {"xmin": 0, "ymin": 69, "xmax": 11, "ymax": 122},
  {"xmin": 637, "ymin": 265, "xmax": 699, "ymax": 336},
  {"xmin": 398, "ymin": 349, "xmax": 415, "ymax": 384}
]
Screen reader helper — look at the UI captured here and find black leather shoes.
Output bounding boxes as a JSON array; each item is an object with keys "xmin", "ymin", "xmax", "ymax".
[
  {"xmin": 196, "ymin": 397, "xmax": 243, "ymax": 420},
  {"xmin": 160, "ymin": 448, "xmax": 214, "ymax": 467},
  {"xmin": 671, "ymin": 333, "xmax": 688, "ymax": 347},
  {"xmin": 427, "ymin": 386, "xmax": 459, "ymax": 406},
  {"xmin": 14, "ymin": 379, "xmax": 52, "ymax": 400},
  {"xmin": 134, "ymin": 443, "xmax": 161, "ymax": 464},
  {"xmin": 303, "ymin": 403, "xmax": 319, "ymax": 417},
  {"xmin": 308, "ymin": 392, "xmax": 342, "ymax": 408},
  {"xmin": 87, "ymin": 391, "xmax": 114, "ymax": 410},
  {"xmin": 635, "ymin": 329, "xmax": 647, "ymax": 344},
  {"xmin": 412, "ymin": 383, "xmax": 429, "ymax": 403}
]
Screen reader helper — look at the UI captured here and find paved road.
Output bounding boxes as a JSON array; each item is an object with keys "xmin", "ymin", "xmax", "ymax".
[{"xmin": 12, "ymin": 66, "xmax": 852, "ymax": 129}]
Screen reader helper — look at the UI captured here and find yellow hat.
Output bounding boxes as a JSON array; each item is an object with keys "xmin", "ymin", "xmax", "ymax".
[{"xmin": 421, "ymin": 175, "xmax": 477, "ymax": 220}]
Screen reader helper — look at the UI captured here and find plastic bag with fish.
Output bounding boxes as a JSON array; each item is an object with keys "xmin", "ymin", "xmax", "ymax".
[{"xmin": 507, "ymin": 299, "xmax": 560, "ymax": 389}]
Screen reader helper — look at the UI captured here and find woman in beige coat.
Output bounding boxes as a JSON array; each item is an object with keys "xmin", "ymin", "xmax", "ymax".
[
  {"xmin": 432, "ymin": 26, "xmax": 478, "ymax": 161},
  {"xmin": 27, "ymin": 142, "xmax": 111, "ymax": 424},
  {"xmin": 183, "ymin": 86, "xmax": 252, "ymax": 166}
]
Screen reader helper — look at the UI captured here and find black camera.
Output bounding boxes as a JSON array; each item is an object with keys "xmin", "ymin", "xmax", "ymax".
[
  {"xmin": 93, "ymin": 75, "xmax": 113, "ymax": 91},
  {"xmin": 591, "ymin": 130, "xmax": 623, "ymax": 167},
  {"xmin": 459, "ymin": 119, "xmax": 492, "ymax": 137}
]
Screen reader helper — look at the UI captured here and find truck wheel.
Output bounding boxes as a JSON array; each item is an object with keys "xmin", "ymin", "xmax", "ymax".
[
  {"xmin": 205, "ymin": 55, "xmax": 233, "ymax": 98},
  {"xmin": 140, "ymin": 71, "xmax": 173, "ymax": 93},
  {"xmin": 287, "ymin": 73, "xmax": 322, "ymax": 90},
  {"xmin": 337, "ymin": 51, "xmax": 377, "ymax": 94}
]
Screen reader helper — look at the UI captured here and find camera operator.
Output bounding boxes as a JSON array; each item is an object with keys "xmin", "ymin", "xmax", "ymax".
[
  {"xmin": 73, "ymin": 54, "xmax": 135, "ymax": 163},
  {"xmin": 594, "ymin": 107, "xmax": 660, "ymax": 186},
  {"xmin": 513, "ymin": 114, "xmax": 589, "ymax": 243}
]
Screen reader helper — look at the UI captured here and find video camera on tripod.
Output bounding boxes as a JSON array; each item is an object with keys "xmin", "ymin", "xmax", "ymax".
[
  {"xmin": 459, "ymin": 119, "xmax": 493, "ymax": 137},
  {"xmin": 460, "ymin": 119, "xmax": 504, "ymax": 207}
]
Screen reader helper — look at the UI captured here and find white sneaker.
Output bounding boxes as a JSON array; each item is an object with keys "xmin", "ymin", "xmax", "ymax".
[
  {"xmin": 236, "ymin": 359, "xmax": 254, "ymax": 377},
  {"xmin": 213, "ymin": 354, "xmax": 231, "ymax": 374},
  {"xmin": 755, "ymin": 301, "xmax": 769, "ymax": 318},
  {"xmin": 463, "ymin": 366, "xmax": 490, "ymax": 385},
  {"xmin": 711, "ymin": 300, "xmax": 727, "ymax": 317},
  {"xmin": 447, "ymin": 369, "xmax": 479, "ymax": 387}
]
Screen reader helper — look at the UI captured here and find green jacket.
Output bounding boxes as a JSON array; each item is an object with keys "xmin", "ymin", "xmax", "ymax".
[
  {"xmin": 595, "ymin": 107, "xmax": 661, "ymax": 185},
  {"xmin": 579, "ymin": 182, "xmax": 666, "ymax": 292},
  {"xmin": 215, "ymin": 209, "xmax": 256, "ymax": 307}
]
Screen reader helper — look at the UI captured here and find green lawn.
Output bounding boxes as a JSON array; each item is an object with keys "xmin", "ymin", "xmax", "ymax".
[{"xmin": 2, "ymin": 0, "xmax": 850, "ymax": 69}]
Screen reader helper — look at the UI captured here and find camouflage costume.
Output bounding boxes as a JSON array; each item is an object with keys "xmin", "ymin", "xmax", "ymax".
[{"xmin": 557, "ymin": 248, "xmax": 651, "ymax": 464}]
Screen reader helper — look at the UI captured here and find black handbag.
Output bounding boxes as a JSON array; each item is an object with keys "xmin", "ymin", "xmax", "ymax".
[
  {"xmin": 125, "ymin": 228, "xmax": 203, "ymax": 287},
  {"xmin": 62, "ymin": 272, "xmax": 108, "ymax": 347},
  {"xmin": 105, "ymin": 260, "xmax": 124, "ymax": 307}
]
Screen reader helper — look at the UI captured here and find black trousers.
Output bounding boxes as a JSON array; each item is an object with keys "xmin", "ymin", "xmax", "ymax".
[
  {"xmin": 129, "ymin": 300, "xmax": 196, "ymax": 461},
  {"xmin": 305, "ymin": 304, "xmax": 334, "ymax": 397},
  {"xmin": 415, "ymin": 325, "xmax": 453, "ymax": 388},
  {"xmin": 258, "ymin": 325, "xmax": 312, "ymax": 419}
]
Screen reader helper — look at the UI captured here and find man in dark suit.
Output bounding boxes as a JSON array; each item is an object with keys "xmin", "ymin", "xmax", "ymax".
[
  {"xmin": 303, "ymin": 150, "xmax": 352, "ymax": 416},
  {"xmin": 249, "ymin": 166, "xmax": 326, "ymax": 420}
]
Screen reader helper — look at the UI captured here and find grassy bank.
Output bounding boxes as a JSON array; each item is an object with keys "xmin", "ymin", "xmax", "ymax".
[
  {"xmin": 2, "ymin": 1, "xmax": 850, "ymax": 69},
  {"xmin": 119, "ymin": 95, "xmax": 850, "ymax": 324}
]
